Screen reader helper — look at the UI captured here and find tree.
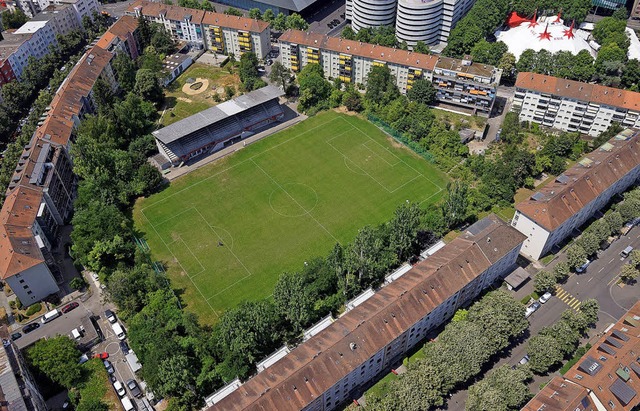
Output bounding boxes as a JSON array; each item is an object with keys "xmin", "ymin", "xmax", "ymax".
[
  {"xmin": 151, "ymin": 28, "xmax": 175, "ymax": 55},
  {"xmin": 498, "ymin": 52, "xmax": 516, "ymax": 81},
  {"xmin": 365, "ymin": 65, "xmax": 400, "ymax": 107},
  {"xmin": 572, "ymin": 50, "xmax": 596, "ymax": 82},
  {"xmin": 346, "ymin": 225, "xmax": 396, "ymax": 286},
  {"xmin": 605, "ymin": 210, "xmax": 624, "ymax": 234},
  {"xmin": 617, "ymin": 198, "xmax": 640, "ymax": 221},
  {"xmin": 622, "ymin": 59, "xmax": 640, "ymax": 89},
  {"xmin": 156, "ymin": 354, "xmax": 197, "ymax": 398},
  {"xmin": 135, "ymin": 69, "xmax": 163, "ymax": 105},
  {"xmin": 112, "ymin": 52, "xmax": 137, "ymax": 93},
  {"xmin": 76, "ymin": 398, "xmax": 109, "ymax": 411},
  {"xmin": 534, "ymin": 270, "xmax": 556, "ymax": 294},
  {"xmin": 406, "ymin": 79, "xmax": 437, "ymax": 105},
  {"xmin": 286, "ymin": 13, "xmax": 309, "ymax": 30},
  {"xmin": 272, "ymin": 12, "xmax": 287, "ymax": 31},
  {"xmin": 341, "ymin": 25, "xmax": 356, "ymax": 40},
  {"xmin": 413, "ymin": 41, "xmax": 430, "ymax": 54},
  {"xmin": 70, "ymin": 277, "xmax": 87, "ymax": 290},
  {"xmin": 577, "ymin": 232, "xmax": 600, "ymax": 256},
  {"xmin": 342, "ymin": 86, "xmax": 363, "ymax": 112},
  {"xmin": 239, "ymin": 52, "xmax": 261, "ymax": 90},
  {"xmin": 441, "ymin": 181, "xmax": 468, "ymax": 228},
  {"xmin": 466, "ymin": 365, "xmax": 533, "ymax": 411},
  {"xmin": 452, "ymin": 308, "xmax": 469, "ymax": 322},
  {"xmin": 262, "ymin": 8, "xmax": 275, "ymax": 22},
  {"xmin": 553, "ymin": 262, "xmax": 570, "ymax": 282},
  {"xmin": 388, "ymin": 202, "xmax": 423, "ymax": 261},
  {"xmin": 567, "ymin": 244, "xmax": 588, "ymax": 270},
  {"xmin": 527, "ymin": 334, "xmax": 564, "ymax": 374},
  {"xmin": 269, "ymin": 61, "xmax": 292, "ymax": 90},
  {"xmin": 106, "ymin": 266, "xmax": 164, "ymax": 318},
  {"xmin": 2, "ymin": 9, "xmax": 28, "ymax": 29},
  {"xmin": 470, "ymin": 40, "xmax": 508, "ymax": 66},
  {"xmin": 579, "ymin": 299, "xmax": 599, "ymax": 326},
  {"xmin": 467, "ymin": 290, "xmax": 528, "ymax": 351},
  {"xmin": 27, "ymin": 336, "xmax": 82, "ymax": 388},
  {"xmin": 297, "ymin": 64, "xmax": 332, "ymax": 113},
  {"xmin": 619, "ymin": 263, "xmax": 639, "ymax": 283},
  {"xmin": 541, "ymin": 320, "xmax": 580, "ymax": 356},
  {"xmin": 371, "ymin": 360, "xmax": 446, "ymax": 410},
  {"xmin": 500, "ymin": 112, "xmax": 522, "ymax": 144},
  {"xmin": 248, "ymin": 8, "xmax": 262, "ymax": 20},
  {"xmin": 273, "ymin": 272, "xmax": 313, "ymax": 333},
  {"xmin": 224, "ymin": 7, "xmax": 242, "ymax": 16}
]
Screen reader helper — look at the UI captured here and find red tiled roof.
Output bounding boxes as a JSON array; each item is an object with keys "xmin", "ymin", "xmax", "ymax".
[
  {"xmin": 515, "ymin": 129, "xmax": 640, "ymax": 232},
  {"xmin": 127, "ymin": 0, "xmax": 269, "ymax": 32},
  {"xmin": 521, "ymin": 377, "xmax": 593, "ymax": 411},
  {"xmin": 210, "ymin": 215, "xmax": 525, "ymax": 411},
  {"xmin": 279, "ymin": 29, "xmax": 438, "ymax": 72},
  {"xmin": 516, "ymin": 72, "xmax": 640, "ymax": 112}
]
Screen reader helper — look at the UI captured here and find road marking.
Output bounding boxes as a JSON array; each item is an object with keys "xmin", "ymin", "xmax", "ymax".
[
  {"xmin": 554, "ymin": 285, "xmax": 582, "ymax": 311},
  {"xmin": 599, "ymin": 267, "xmax": 605, "ymax": 273}
]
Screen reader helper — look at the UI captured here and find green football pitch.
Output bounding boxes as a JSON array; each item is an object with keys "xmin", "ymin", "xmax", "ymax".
[{"xmin": 133, "ymin": 111, "xmax": 449, "ymax": 323}]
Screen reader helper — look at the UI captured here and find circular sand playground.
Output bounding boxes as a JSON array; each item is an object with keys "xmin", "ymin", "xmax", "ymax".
[{"xmin": 182, "ymin": 78, "xmax": 209, "ymax": 95}]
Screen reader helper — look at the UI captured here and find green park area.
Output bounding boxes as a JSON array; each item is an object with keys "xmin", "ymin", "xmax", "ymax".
[
  {"xmin": 134, "ymin": 111, "xmax": 449, "ymax": 323},
  {"xmin": 159, "ymin": 62, "xmax": 240, "ymax": 126}
]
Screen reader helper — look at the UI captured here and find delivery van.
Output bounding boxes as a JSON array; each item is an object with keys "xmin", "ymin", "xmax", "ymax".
[
  {"xmin": 41, "ymin": 309, "xmax": 61, "ymax": 324},
  {"xmin": 121, "ymin": 396, "xmax": 135, "ymax": 411},
  {"xmin": 621, "ymin": 246, "xmax": 634, "ymax": 258},
  {"xmin": 112, "ymin": 322, "xmax": 126, "ymax": 340}
]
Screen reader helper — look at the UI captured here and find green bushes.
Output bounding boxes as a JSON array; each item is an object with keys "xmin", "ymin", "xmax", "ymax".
[{"xmin": 25, "ymin": 303, "xmax": 42, "ymax": 316}]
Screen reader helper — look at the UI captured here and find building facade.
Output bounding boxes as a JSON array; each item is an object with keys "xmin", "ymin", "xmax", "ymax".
[
  {"xmin": 278, "ymin": 30, "xmax": 500, "ymax": 115},
  {"xmin": 346, "ymin": 0, "xmax": 397, "ymax": 32},
  {"xmin": 0, "ymin": 339, "xmax": 48, "ymax": 411},
  {"xmin": 523, "ymin": 301, "xmax": 640, "ymax": 411},
  {"xmin": 206, "ymin": 215, "xmax": 526, "ymax": 411},
  {"xmin": 13, "ymin": 0, "xmax": 98, "ymax": 24},
  {"xmin": 395, "ymin": 0, "xmax": 475, "ymax": 46},
  {"xmin": 127, "ymin": 0, "xmax": 271, "ymax": 58},
  {"xmin": 512, "ymin": 128, "xmax": 640, "ymax": 261},
  {"xmin": 0, "ymin": 19, "xmax": 138, "ymax": 305},
  {"xmin": 513, "ymin": 72, "xmax": 640, "ymax": 137}
]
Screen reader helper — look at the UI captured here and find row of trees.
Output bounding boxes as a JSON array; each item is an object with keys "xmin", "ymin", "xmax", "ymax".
[
  {"xmin": 527, "ymin": 303, "xmax": 598, "ymax": 374},
  {"xmin": 247, "ymin": 7, "xmax": 308, "ymax": 31},
  {"xmin": 466, "ymin": 365, "xmax": 533, "ymax": 410},
  {"xmin": 366, "ymin": 291, "xmax": 529, "ymax": 410},
  {"xmin": 565, "ymin": 186, "xmax": 640, "ymax": 271}
]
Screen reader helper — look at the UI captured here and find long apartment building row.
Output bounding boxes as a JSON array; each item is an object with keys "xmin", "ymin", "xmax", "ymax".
[
  {"xmin": 278, "ymin": 29, "xmax": 501, "ymax": 116},
  {"xmin": 0, "ymin": 0, "xmax": 99, "ymax": 86},
  {"xmin": 0, "ymin": 16, "xmax": 139, "ymax": 306},
  {"xmin": 206, "ymin": 215, "xmax": 526, "ymax": 411},
  {"xmin": 512, "ymin": 128, "xmax": 640, "ymax": 261},
  {"xmin": 522, "ymin": 300, "xmax": 640, "ymax": 411},
  {"xmin": 12, "ymin": 0, "xmax": 98, "ymax": 21},
  {"xmin": 345, "ymin": 0, "xmax": 476, "ymax": 47},
  {"xmin": 125, "ymin": 0, "xmax": 271, "ymax": 58},
  {"xmin": 513, "ymin": 72, "xmax": 640, "ymax": 137}
]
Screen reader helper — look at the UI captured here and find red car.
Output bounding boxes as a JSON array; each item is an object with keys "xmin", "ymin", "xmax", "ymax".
[
  {"xmin": 61, "ymin": 302, "xmax": 79, "ymax": 313},
  {"xmin": 93, "ymin": 352, "xmax": 109, "ymax": 359}
]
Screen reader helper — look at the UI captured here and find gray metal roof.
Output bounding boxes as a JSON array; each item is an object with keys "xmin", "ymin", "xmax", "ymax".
[
  {"xmin": 504, "ymin": 267, "xmax": 530, "ymax": 288},
  {"xmin": 610, "ymin": 377, "xmax": 637, "ymax": 405},
  {"xmin": 254, "ymin": 0, "xmax": 318, "ymax": 12},
  {"xmin": 153, "ymin": 85, "xmax": 284, "ymax": 144},
  {"xmin": 0, "ymin": 343, "xmax": 29, "ymax": 411}
]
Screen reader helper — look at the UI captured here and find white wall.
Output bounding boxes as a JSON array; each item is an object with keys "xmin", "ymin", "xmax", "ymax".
[{"xmin": 512, "ymin": 211, "xmax": 551, "ymax": 260}]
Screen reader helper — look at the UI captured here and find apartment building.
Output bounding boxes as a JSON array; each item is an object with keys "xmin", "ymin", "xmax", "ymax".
[
  {"xmin": 513, "ymin": 72, "xmax": 640, "ymax": 137},
  {"xmin": 522, "ymin": 301, "xmax": 640, "ymax": 411},
  {"xmin": 0, "ymin": 338, "xmax": 48, "ymax": 411},
  {"xmin": 127, "ymin": 0, "xmax": 271, "ymax": 58},
  {"xmin": 206, "ymin": 215, "xmax": 526, "ymax": 411},
  {"xmin": 512, "ymin": 128, "xmax": 640, "ymax": 261},
  {"xmin": 31, "ymin": 3, "xmax": 82, "ymax": 37},
  {"xmin": 278, "ymin": 30, "xmax": 500, "ymax": 115},
  {"xmin": 95, "ymin": 15, "xmax": 141, "ymax": 59},
  {"xmin": 0, "ymin": 20, "xmax": 136, "ymax": 306}
]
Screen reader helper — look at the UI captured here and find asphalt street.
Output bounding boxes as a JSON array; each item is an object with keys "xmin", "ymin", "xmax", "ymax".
[{"xmin": 439, "ymin": 230, "xmax": 640, "ymax": 410}]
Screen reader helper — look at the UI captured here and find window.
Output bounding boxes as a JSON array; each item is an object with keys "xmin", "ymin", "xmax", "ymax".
[
  {"xmin": 23, "ymin": 285, "xmax": 29, "ymax": 290},
  {"xmin": 19, "ymin": 279, "xmax": 25, "ymax": 284},
  {"xmin": 27, "ymin": 291, "xmax": 32, "ymax": 295}
]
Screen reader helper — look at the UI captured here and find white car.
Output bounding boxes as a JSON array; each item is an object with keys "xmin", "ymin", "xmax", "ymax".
[
  {"xmin": 525, "ymin": 302, "xmax": 541, "ymax": 318},
  {"xmin": 114, "ymin": 381, "xmax": 126, "ymax": 397},
  {"xmin": 539, "ymin": 292, "xmax": 552, "ymax": 304}
]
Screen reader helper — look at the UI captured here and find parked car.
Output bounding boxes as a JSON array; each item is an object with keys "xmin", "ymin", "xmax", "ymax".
[
  {"xmin": 61, "ymin": 302, "xmax": 79, "ymax": 313},
  {"xmin": 114, "ymin": 380, "xmax": 126, "ymax": 397},
  {"xmin": 575, "ymin": 259, "xmax": 591, "ymax": 273},
  {"xmin": 519, "ymin": 354, "xmax": 530, "ymax": 365},
  {"xmin": 119, "ymin": 341, "xmax": 130, "ymax": 355},
  {"xmin": 23, "ymin": 323, "xmax": 40, "ymax": 334},
  {"xmin": 10, "ymin": 332, "xmax": 21, "ymax": 341},
  {"xmin": 332, "ymin": 18, "xmax": 340, "ymax": 24},
  {"xmin": 104, "ymin": 360, "xmax": 114, "ymax": 374},
  {"xmin": 539, "ymin": 292, "xmax": 552, "ymax": 304},
  {"xmin": 127, "ymin": 379, "xmax": 142, "ymax": 398},
  {"xmin": 104, "ymin": 309, "xmax": 116, "ymax": 323},
  {"xmin": 327, "ymin": 23, "xmax": 332, "ymax": 28},
  {"xmin": 78, "ymin": 354, "xmax": 89, "ymax": 364},
  {"xmin": 525, "ymin": 301, "xmax": 541, "ymax": 318},
  {"xmin": 93, "ymin": 352, "xmax": 109, "ymax": 359}
]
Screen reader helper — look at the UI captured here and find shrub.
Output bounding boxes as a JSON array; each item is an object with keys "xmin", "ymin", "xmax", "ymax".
[
  {"xmin": 70, "ymin": 277, "xmax": 87, "ymax": 291},
  {"xmin": 25, "ymin": 303, "xmax": 42, "ymax": 316}
]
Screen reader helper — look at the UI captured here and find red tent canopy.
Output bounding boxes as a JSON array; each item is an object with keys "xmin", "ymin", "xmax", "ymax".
[{"xmin": 506, "ymin": 11, "xmax": 530, "ymax": 28}]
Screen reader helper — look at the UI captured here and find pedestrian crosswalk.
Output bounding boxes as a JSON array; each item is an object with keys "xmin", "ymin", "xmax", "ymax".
[{"xmin": 555, "ymin": 285, "xmax": 581, "ymax": 310}]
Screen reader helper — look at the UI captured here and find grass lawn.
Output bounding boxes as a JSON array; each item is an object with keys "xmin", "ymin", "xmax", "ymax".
[
  {"xmin": 74, "ymin": 359, "xmax": 122, "ymax": 410},
  {"xmin": 160, "ymin": 63, "xmax": 240, "ymax": 126},
  {"xmin": 134, "ymin": 111, "xmax": 449, "ymax": 323},
  {"xmin": 432, "ymin": 108, "xmax": 486, "ymax": 131}
]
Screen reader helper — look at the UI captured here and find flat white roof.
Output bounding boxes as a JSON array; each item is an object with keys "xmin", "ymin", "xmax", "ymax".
[
  {"xmin": 420, "ymin": 240, "xmax": 446, "ymax": 259},
  {"xmin": 345, "ymin": 288, "xmax": 375, "ymax": 312},
  {"xmin": 303, "ymin": 315, "xmax": 334, "ymax": 341},
  {"xmin": 15, "ymin": 21, "xmax": 48, "ymax": 34},
  {"xmin": 205, "ymin": 378, "xmax": 242, "ymax": 406},
  {"xmin": 256, "ymin": 345, "xmax": 290, "ymax": 373},
  {"xmin": 384, "ymin": 263, "xmax": 412, "ymax": 284}
]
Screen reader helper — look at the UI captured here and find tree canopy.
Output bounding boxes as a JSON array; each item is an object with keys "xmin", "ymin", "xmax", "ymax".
[{"xmin": 27, "ymin": 336, "xmax": 82, "ymax": 388}]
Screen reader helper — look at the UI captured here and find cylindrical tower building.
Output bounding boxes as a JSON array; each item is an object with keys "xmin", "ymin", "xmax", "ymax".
[
  {"xmin": 395, "ymin": 0, "xmax": 444, "ymax": 47},
  {"xmin": 350, "ymin": 0, "xmax": 397, "ymax": 32}
]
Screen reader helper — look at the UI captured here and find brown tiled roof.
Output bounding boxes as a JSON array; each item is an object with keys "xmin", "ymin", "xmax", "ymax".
[
  {"xmin": 279, "ymin": 29, "xmax": 439, "ymax": 72},
  {"xmin": 563, "ymin": 301, "xmax": 640, "ymax": 410},
  {"xmin": 521, "ymin": 377, "xmax": 593, "ymax": 411},
  {"xmin": 516, "ymin": 72, "xmax": 640, "ymax": 112},
  {"xmin": 515, "ymin": 129, "xmax": 640, "ymax": 232},
  {"xmin": 127, "ymin": 0, "xmax": 269, "ymax": 32},
  {"xmin": 108, "ymin": 15, "xmax": 139, "ymax": 40},
  {"xmin": 210, "ymin": 215, "xmax": 525, "ymax": 411},
  {"xmin": 34, "ymin": 46, "xmax": 114, "ymax": 146}
]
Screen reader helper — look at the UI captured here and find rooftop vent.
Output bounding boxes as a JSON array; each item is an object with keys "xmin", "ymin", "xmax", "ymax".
[{"xmin": 349, "ymin": 342, "xmax": 357, "ymax": 351}]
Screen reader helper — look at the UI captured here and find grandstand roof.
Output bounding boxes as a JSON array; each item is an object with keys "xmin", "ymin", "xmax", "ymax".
[{"xmin": 153, "ymin": 85, "xmax": 284, "ymax": 144}]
